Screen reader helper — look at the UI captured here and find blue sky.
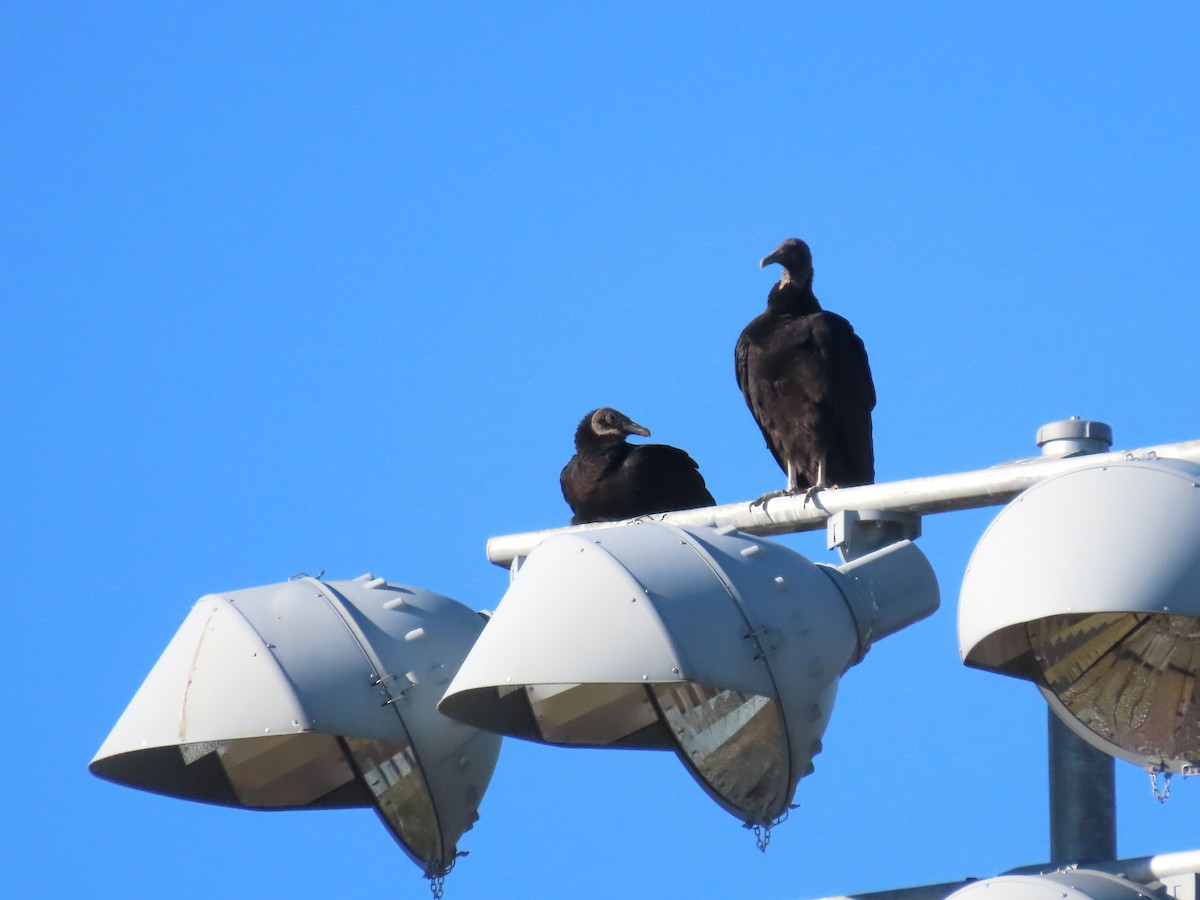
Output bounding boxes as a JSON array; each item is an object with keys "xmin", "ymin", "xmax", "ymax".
[{"xmin": 4, "ymin": 4, "xmax": 1199, "ymax": 898}]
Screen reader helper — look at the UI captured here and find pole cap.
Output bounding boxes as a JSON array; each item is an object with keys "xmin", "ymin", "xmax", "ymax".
[{"xmin": 1036, "ymin": 418, "xmax": 1113, "ymax": 457}]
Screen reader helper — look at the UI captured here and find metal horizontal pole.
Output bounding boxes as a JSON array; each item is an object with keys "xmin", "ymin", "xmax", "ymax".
[{"xmin": 487, "ymin": 437, "xmax": 1200, "ymax": 567}]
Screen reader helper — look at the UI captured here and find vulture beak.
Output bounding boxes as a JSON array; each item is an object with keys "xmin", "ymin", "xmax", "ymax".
[
  {"xmin": 626, "ymin": 421, "xmax": 651, "ymax": 439},
  {"xmin": 760, "ymin": 251, "xmax": 780, "ymax": 269}
]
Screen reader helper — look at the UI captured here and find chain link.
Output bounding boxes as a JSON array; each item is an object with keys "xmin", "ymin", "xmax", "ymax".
[
  {"xmin": 1150, "ymin": 769, "xmax": 1173, "ymax": 804},
  {"xmin": 428, "ymin": 852, "xmax": 465, "ymax": 898},
  {"xmin": 747, "ymin": 808, "xmax": 794, "ymax": 853},
  {"xmin": 753, "ymin": 823, "xmax": 771, "ymax": 852}
]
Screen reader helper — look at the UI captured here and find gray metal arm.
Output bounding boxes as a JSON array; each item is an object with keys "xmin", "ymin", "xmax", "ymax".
[{"xmin": 487, "ymin": 437, "xmax": 1200, "ymax": 567}]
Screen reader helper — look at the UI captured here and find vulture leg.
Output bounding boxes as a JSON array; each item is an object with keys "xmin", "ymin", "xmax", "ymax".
[{"xmin": 751, "ymin": 461, "xmax": 800, "ymax": 508}]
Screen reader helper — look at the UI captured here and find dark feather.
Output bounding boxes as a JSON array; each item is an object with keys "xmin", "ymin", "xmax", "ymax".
[
  {"xmin": 560, "ymin": 407, "xmax": 716, "ymax": 525},
  {"xmin": 735, "ymin": 238, "xmax": 875, "ymax": 493}
]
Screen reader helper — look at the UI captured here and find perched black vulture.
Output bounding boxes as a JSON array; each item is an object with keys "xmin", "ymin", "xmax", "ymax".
[
  {"xmin": 560, "ymin": 407, "xmax": 715, "ymax": 525},
  {"xmin": 734, "ymin": 238, "xmax": 876, "ymax": 498}
]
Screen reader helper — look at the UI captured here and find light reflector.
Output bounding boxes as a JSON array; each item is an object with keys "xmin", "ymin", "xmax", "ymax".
[
  {"xmin": 442, "ymin": 523, "xmax": 939, "ymax": 826},
  {"xmin": 345, "ymin": 736, "xmax": 441, "ymax": 867},
  {"xmin": 959, "ymin": 458, "xmax": 1200, "ymax": 772},
  {"xmin": 90, "ymin": 575, "xmax": 501, "ymax": 881},
  {"xmin": 1028, "ymin": 612, "xmax": 1200, "ymax": 770},
  {"xmin": 651, "ymin": 683, "xmax": 789, "ymax": 818}
]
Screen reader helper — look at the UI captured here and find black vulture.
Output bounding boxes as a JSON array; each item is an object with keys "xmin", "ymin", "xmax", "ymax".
[
  {"xmin": 560, "ymin": 407, "xmax": 715, "ymax": 525},
  {"xmin": 734, "ymin": 238, "xmax": 876, "ymax": 498}
]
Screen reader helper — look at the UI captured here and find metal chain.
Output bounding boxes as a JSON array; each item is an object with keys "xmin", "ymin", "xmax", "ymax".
[
  {"xmin": 429, "ymin": 853, "xmax": 464, "ymax": 899},
  {"xmin": 748, "ymin": 808, "xmax": 795, "ymax": 853},
  {"xmin": 752, "ymin": 823, "xmax": 771, "ymax": 853},
  {"xmin": 1150, "ymin": 769, "xmax": 1173, "ymax": 804}
]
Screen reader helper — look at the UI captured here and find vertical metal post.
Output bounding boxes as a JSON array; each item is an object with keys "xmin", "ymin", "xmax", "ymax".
[
  {"xmin": 1037, "ymin": 418, "xmax": 1117, "ymax": 865},
  {"xmin": 1048, "ymin": 710, "xmax": 1116, "ymax": 863}
]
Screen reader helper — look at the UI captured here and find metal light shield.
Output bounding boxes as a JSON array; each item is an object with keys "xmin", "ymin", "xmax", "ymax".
[
  {"xmin": 440, "ymin": 522, "xmax": 939, "ymax": 826},
  {"xmin": 945, "ymin": 871, "xmax": 1164, "ymax": 900},
  {"xmin": 90, "ymin": 575, "xmax": 501, "ymax": 878},
  {"xmin": 959, "ymin": 459, "xmax": 1200, "ymax": 774}
]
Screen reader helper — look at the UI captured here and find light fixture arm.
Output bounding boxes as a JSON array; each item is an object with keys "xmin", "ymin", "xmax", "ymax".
[{"xmin": 487, "ymin": 436, "xmax": 1200, "ymax": 567}]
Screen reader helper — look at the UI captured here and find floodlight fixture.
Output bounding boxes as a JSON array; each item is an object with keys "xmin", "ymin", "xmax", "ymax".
[
  {"xmin": 439, "ymin": 521, "xmax": 939, "ymax": 828},
  {"xmin": 815, "ymin": 847, "xmax": 1200, "ymax": 900},
  {"xmin": 959, "ymin": 458, "xmax": 1200, "ymax": 775},
  {"xmin": 90, "ymin": 574, "xmax": 501, "ymax": 886},
  {"xmin": 942, "ymin": 870, "xmax": 1173, "ymax": 900}
]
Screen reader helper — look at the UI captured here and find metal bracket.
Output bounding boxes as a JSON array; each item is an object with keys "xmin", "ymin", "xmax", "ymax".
[{"xmin": 828, "ymin": 509, "xmax": 922, "ymax": 562}]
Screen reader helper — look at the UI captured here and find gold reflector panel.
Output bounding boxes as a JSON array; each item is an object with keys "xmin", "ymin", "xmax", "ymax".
[
  {"xmin": 651, "ymin": 682, "xmax": 789, "ymax": 823},
  {"xmin": 1028, "ymin": 612, "xmax": 1200, "ymax": 765}
]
